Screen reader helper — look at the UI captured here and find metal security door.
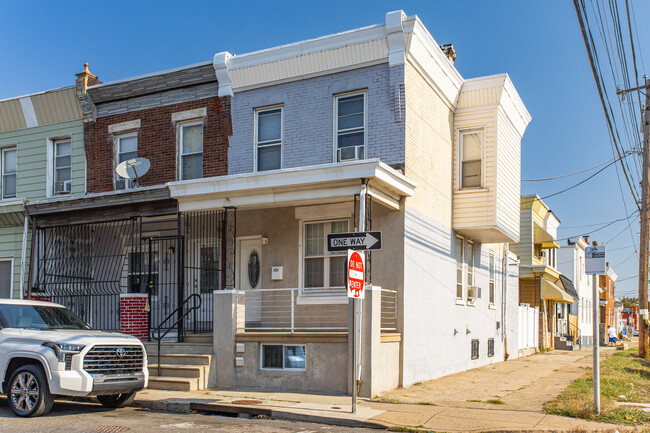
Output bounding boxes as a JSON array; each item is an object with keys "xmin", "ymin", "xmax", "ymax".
[{"xmin": 146, "ymin": 236, "xmax": 184, "ymax": 340}]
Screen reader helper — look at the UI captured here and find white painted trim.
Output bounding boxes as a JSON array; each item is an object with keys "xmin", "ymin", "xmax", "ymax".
[
  {"xmin": 19, "ymin": 216, "xmax": 28, "ymax": 299},
  {"xmin": 108, "ymin": 119, "xmax": 140, "ymax": 134},
  {"xmin": 114, "ymin": 132, "xmax": 138, "ymax": 190},
  {"xmin": 213, "ymin": 52, "xmax": 233, "ymax": 97},
  {"xmin": 0, "ymin": 198, "xmax": 23, "ymax": 207},
  {"xmin": 177, "ymin": 120, "xmax": 204, "ymax": 181},
  {"xmin": 386, "ymin": 10, "xmax": 406, "ymax": 66},
  {"xmin": 254, "ymin": 105, "xmax": 284, "ymax": 172},
  {"xmin": 294, "ymin": 202, "xmax": 353, "ymax": 220},
  {"xmin": 19, "ymin": 97, "xmax": 38, "ymax": 128},
  {"xmin": 1, "ymin": 147, "xmax": 17, "ymax": 200},
  {"xmin": 236, "ymin": 236, "xmax": 263, "ymax": 296},
  {"xmin": 47, "ymin": 136, "xmax": 73, "ymax": 198},
  {"xmin": 171, "ymin": 107, "xmax": 207, "ymax": 123}
]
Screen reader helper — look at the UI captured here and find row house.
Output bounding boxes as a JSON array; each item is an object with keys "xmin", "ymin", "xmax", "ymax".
[
  {"xmin": 557, "ymin": 236, "xmax": 594, "ymax": 347},
  {"xmin": 21, "ymin": 10, "xmax": 531, "ymax": 395},
  {"xmin": 510, "ymin": 195, "xmax": 579, "ymax": 350},
  {"xmin": 599, "ymin": 266, "xmax": 617, "ymax": 343},
  {"xmin": 0, "ymin": 87, "xmax": 84, "ymax": 299}
]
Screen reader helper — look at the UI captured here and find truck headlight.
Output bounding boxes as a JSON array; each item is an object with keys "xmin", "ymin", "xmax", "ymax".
[{"xmin": 42, "ymin": 342, "xmax": 85, "ymax": 362}]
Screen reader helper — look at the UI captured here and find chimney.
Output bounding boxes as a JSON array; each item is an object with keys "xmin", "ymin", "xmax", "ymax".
[
  {"xmin": 583, "ymin": 235, "xmax": 589, "ymax": 244},
  {"xmin": 439, "ymin": 44, "xmax": 457, "ymax": 64},
  {"xmin": 75, "ymin": 63, "xmax": 101, "ymax": 98}
]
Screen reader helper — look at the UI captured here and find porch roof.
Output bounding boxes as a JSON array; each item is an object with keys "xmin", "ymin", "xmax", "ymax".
[
  {"xmin": 541, "ymin": 278, "xmax": 574, "ymax": 303},
  {"xmin": 168, "ymin": 160, "xmax": 416, "ymax": 212}
]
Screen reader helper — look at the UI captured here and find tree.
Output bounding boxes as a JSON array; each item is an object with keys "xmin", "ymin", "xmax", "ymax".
[{"xmin": 621, "ymin": 296, "xmax": 638, "ymax": 307}]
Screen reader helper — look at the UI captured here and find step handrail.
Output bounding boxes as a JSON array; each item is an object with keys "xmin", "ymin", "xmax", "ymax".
[{"xmin": 151, "ymin": 293, "xmax": 202, "ymax": 376}]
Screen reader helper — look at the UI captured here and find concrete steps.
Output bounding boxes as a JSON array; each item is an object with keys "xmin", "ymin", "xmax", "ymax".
[
  {"xmin": 554, "ymin": 335, "xmax": 580, "ymax": 351},
  {"xmin": 145, "ymin": 333, "xmax": 214, "ymax": 391}
]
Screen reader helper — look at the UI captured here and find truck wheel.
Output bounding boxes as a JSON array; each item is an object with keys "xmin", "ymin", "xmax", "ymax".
[
  {"xmin": 97, "ymin": 392, "xmax": 136, "ymax": 408},
  {"xmin": 7, "ymin": 365, "xmax": 54, "ymax": 417}
]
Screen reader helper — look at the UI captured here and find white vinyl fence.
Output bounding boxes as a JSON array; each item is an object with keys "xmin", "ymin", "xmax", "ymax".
[{"xmin": 518, "ymin": 304, "xmax": 539, "ymax": 352}]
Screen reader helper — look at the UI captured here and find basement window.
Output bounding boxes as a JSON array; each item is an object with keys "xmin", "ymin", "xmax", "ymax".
[
  {"xmin": 471, "ymin": 339, "xmax": 479, "ymax": 360},
  {"xmin": 261, "ymin": 344, "xmax": 306, "ymax": 371}
]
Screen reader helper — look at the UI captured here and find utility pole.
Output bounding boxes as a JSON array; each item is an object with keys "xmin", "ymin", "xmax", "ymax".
[{"xmin": 619, "ymin": 77, "xmax": 650, "ymax": 358}]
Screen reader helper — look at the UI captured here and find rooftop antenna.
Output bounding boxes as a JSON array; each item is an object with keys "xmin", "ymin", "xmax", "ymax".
[{"xmin": 115, "ymin": 157, "xmax": 151, "ymax": 188}]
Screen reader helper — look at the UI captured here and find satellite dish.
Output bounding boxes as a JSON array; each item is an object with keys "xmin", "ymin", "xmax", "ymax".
[{"xmin": 115, "ymin": 157, "xmax": 150, "ymax": 187}]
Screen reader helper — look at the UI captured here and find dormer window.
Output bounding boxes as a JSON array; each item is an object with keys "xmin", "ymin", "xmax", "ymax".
[{"xmin": 459, "ymin": 129, "xmax": 483, "ymax": 189}]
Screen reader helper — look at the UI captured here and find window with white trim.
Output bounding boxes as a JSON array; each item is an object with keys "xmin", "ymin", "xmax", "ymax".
[
  {"xmin": 261, "ymin": 344, "xmax": 306, "ymax": 370},
  {"xmin": 302, "ymin": 219, "xmax": 349, "ymax": 297},
  {"xmin": 2, "ymin": 148, "xmax": 16, "ymax": 199},
  {"xmin": 489, "ymin": 253, "xmax": 495, "ymax": 304},
  {"xmin": 53, "ymin": 140, "xmax": 72, "ymax": 195},
  {"xmin": 180, "ymin": 122, "xmax": 203, "ymax": 180},
  {"xmin": 466, "ymin": 240, "xmax": 476, "ymax": 301},
  {"xmin": 115, "ymin": 133, "xmax": 137, "ymax": 190},
  {"xmin": 255, "ymin": 107, "xmax": 282, "ymax": 171},
  {"xmin": 459, "ymin": 129, "xmax": 482, "ymax": 189},
  {"xmin": 335, "ymin": 92, "xmax": 366, "ymax": 162},
  {"xmin": 456, "ymin": 237, "xmax": 463, "ymax": 299}
]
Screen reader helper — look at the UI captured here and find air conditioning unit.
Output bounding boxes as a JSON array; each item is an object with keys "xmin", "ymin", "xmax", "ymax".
[
  {"xmin": 337, "ymin": 145, "xmax": 364, "ymax": 162},
  {"xmin": 115, "ymin": 178, "xmax": 135, "ymax": 191},
  {"xmin": 54, "ymin": 180, "xmax": 71, "ymax": 194},
  {"xmin": 467, "ymin": 285, "xmax": 481, "ymax": 302}
]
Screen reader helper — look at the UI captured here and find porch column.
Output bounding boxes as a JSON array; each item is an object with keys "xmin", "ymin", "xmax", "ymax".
[
  {"xmin": 214, "ymin": 290, "xmax": 238, "ymax": 388},
  {"xmin": 359, "ymin": 286, "xmax": 382, "ymax": 398}
]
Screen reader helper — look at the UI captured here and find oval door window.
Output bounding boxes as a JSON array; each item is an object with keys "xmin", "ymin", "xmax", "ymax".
[{"xmin": 248, "ymin": 250, "xmax": 260, "ymax": 289}]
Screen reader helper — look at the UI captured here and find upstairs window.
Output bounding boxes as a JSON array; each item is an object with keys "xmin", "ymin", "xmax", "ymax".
[
  {"xmin": 459, "ymin": 129, "xmax": 482, "ymax": 189},
  {"xmin": 2, "ymin": 148, "xmax": 16, "ymax": 199},
  {"xmin": 335, "ymin": 93, "xmax": 365, "ymax": 162},
  {"xmin": 180, "ymin": 122, "xmax": 203, "ymax": 180},
  {"xmin": 489, "ymin": 254, "xmax": 495, "ymax": 304},
  {"xmin": 53, "ymin": 140, "xmax": 72, "ymax": 195},
  {"xmin": 255, "ymin": 107, "xmax": 282, "ymax": 171},
  {"xmin": 116, "ymin": 134, "xmax": 137, "ymax": 190}
]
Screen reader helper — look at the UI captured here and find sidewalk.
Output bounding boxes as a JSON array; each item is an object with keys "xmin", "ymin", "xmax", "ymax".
[{"xmin": 134, "ymin": 346, "xmax": 636, "ymax": 432}]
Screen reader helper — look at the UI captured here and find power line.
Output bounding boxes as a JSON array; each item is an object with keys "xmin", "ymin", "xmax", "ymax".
[{"xmin": 522, "ymin": 156, "xmax": 617, "ymax": 181}]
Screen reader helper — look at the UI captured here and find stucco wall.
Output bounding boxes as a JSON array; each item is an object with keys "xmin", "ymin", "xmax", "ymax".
[
  {"xmin": 401, "ymin": 206, "xmax": 509, "ymax": 385},
  {"xmin": 229, "ymin": 64, "xmax": 405, "ymax": 174}
]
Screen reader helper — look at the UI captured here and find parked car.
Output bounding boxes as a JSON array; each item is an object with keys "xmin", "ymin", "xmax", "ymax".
[{"xmin": 0, "ymin": 299, "xmax": 148, "ymax": 417}]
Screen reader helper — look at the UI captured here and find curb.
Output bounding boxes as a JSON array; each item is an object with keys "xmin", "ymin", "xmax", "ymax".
[{"xmin": 133, "ymin": 398, "xmax": 386, "ymax": 430}]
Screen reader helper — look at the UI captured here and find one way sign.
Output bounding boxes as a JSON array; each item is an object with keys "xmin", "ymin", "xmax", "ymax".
[{"xmin": 327, "ymin": 231, "xmax": 382, "ymax": 252}]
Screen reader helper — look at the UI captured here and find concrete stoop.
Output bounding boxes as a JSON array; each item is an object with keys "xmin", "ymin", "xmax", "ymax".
[
  {"xmin": 145, "ymin": 333, "xmax": 215, "ymax": 391},
  {"xmin": 554, "ymin": 335, "xmax": 580, "ymax": 351}
]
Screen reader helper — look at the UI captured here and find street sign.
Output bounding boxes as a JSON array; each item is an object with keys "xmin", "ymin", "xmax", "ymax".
[
  {"xmin": 327, "ymin": 231, "xmax": 382, "ymax": 252},
  {"xmin": 347, "ymin": 250, "xmax": 365, "ymax": 299},
  {"xmin": 585, "ymin": 246, "xmax": 606, "ymax": 275}
]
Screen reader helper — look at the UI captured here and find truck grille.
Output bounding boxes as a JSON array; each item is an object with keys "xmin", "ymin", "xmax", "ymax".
[{"xmin": 83, "ymin": 345, "xmax": 144, "ymax": 376}]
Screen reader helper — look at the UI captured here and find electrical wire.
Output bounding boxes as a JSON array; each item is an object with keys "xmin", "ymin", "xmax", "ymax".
[{"xmin": 522, "ymin": 156, "xmax": 617, "ymax": 181}]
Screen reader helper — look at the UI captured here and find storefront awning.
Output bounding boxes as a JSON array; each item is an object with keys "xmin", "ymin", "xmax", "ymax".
[
  {"xmin": 541, "ymin": 278, "xmax": 574, "ymax": 303},
  {"xmin": 168, "ymin": 159, "xmax": 417, "ymax": 212}
]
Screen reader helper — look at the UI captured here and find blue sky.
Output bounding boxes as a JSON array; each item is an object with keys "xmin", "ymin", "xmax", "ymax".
[{"xmin": 1, "ymin": 1, "xmax": 648, "ymax": 297}]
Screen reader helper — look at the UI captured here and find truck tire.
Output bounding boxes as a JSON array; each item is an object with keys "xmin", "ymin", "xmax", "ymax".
[
  {"xmin": 97, "ymin": 392, "xmax": 136, "ymax": 408},
  {"xmin": 7, "ymin": 364, "xmax": 54, "ymax": 417}
]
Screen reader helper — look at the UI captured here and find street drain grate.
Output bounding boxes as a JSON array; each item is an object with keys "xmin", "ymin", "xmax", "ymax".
[
  {"xmin": 230, "ymin": 400, "xmax": 262, "ymax": 405},
  {"xmin": 79, "ymin": 426, "xmax": 130, "ymax": 433}
]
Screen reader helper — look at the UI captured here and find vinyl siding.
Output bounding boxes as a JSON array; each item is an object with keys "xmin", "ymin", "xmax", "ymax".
[
  {"xmin": 0, "ymin": 225, "xmax": 26, "ymax": 299},
  {"xmin": 0, "ymin": 120, "xmax": 85, "ymax": 201},
  {"xmin": 509, "ymin": 209, "xmax": 533, "ymax": 266},
  {"xmin": 495, "ymin": 107, "xmax": 522, "ymax": 241}
]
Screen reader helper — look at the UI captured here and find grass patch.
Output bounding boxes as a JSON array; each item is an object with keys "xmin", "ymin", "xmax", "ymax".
[
  {"xmin": 466, "ymin": 399, "xmax": 482, "ymax": 403},
  {"xmin": 486, "ymin": 399, "xmax": 505, "ymax": 405},
  {"xmin": 376, "ymin": 396, "xmax": 401, "ymax": 403},
  {"xmin": 388, "ymin": 427, "xmax": 435, "ymax": 432},
  {"xmin": 544, "ymin": 348, "xmax": 650, "ymax": 425},
  {"xmin": 416, "ymin": 401, "xmax": 437, "ymax": 406},
  {"xmin": 412, "ymin": 381, "xmax": 422, "ymax": 386}
]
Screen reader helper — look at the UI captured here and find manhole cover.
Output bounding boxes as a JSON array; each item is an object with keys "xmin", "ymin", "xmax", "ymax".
[
  {"xmin": 79, "ymin": 427, "xmax": 130, "ymax": 433},
  {"xmin": 231, "ymin": 399, "xmax": 262, "ymax": 405}
]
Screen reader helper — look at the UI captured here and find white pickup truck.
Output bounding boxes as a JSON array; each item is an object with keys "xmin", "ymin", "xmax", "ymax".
[{"xmin": 0, "ymin": 299, "xmax": 148, "ymax": 417}]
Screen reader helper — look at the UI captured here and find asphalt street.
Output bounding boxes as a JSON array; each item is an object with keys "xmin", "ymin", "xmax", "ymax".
[{"xmin": 0, "ymin": 398, "xmax": 378, "ymax": 433}]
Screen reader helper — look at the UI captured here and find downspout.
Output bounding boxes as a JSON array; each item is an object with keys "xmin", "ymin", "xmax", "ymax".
[
  {"xmin": 502, "ymin": 244, "xmax": 508, "ymax": 360},
  {"xmin": 19, "ymin": 213, "xmax": 29, "ymax": 299}
]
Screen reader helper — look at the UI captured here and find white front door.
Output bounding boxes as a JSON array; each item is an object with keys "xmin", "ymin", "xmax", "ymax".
[{"xmin": 238, "ymin": 238, "xmax": 262, "ymax": 323}]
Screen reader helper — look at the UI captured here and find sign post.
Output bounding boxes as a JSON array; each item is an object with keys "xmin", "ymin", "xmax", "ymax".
[{"xmin": 585, "ymin": 244, "xmax": 606, "ymax": 415}]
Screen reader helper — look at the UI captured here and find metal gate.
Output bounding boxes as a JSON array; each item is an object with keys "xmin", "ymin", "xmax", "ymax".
[{"xmin": 30, "ymin": 209, "xmax": 235, "ymax": 338}]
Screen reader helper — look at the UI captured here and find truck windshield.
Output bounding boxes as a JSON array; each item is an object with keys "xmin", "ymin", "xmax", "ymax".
[{"xmin": 0, "ymin": 304, "xmax": 90, "ymax": 330}]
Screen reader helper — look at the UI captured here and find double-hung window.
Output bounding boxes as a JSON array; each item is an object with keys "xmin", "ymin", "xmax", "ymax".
[
  {"xmin": 466, "ymin": 241, "xmax": 476, "ymax": 302},
  {"xmin": 335, "ymin": 93, "xmax": 365, "ymax": 162},
  {"xmin": 489, "ymin": 254, "xmax": 495, "ymax": 304},
  {"xmin": 116, "ymin": 134, "xmax": 137, "ymax": 190},
  {"xmin": 1, "ymin": 148, "xmax": 16, "ymax": 199},
  {"xmin": 456, "ymin": 237, "xmax": 463, "ymax": 299},
  {"xmin": 302, "ymin": 220, "xmax": 349, "ymax": 297},
  {"xmin": 456, "ymin": 236, "xmax": 477, "ymax": 303},
  {"xmin": 459, "ymin": 129, "xmax": 483, "ymax": 189},
  {"xmin": 255, "ymin": 107, "xmax": 282, "ymax": 171},
  {"xmin": 53, "ymin": 140, "xmax": 72, "ymax": 195},
  {"xmin": 180, "ymin": 122, "xmax": 203, "ymax": 180}
]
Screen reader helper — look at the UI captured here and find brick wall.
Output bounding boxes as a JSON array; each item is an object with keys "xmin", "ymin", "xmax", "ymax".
[
  {"xmin": 119, "ymin": 294, "xmax": 149, "ymax": 341},
  {"xmin": 229, "ymin": 64, "xmax": 404, "ymax": 174},
  {"xmin": 85, "ymin": 96, "xmax": 231, "ymax": 193}
]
